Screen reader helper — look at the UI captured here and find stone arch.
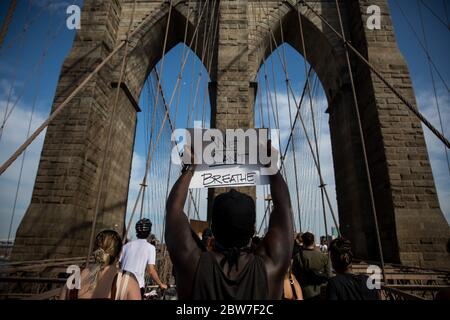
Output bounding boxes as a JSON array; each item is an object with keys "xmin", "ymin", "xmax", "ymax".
[
  {"xmin": 250, "ymin": 3, "xmax": 385, "ymax": 260},
  {"xmin": 247, "ymin": 1, "xmax": 449, "ymax": 267},
  {"xmin": 250, "ymin": 2, "xmax": 347, "ymax": 105},
  {"xmin": 123, "ymin": 2, "xmax": 215, "ymax": 100},
  {"xmin": 10, "ymin": 0, "xmax": 217, "ymax": 261},
  {"xmin": 10, "ymin": 0, "xmax": 449, "ymax": 269}
]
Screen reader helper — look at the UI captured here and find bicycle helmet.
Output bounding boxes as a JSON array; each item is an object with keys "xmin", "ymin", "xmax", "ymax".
[{"xmin": 136, "ymin": 218, "xmax": 152, "ymax": 238}]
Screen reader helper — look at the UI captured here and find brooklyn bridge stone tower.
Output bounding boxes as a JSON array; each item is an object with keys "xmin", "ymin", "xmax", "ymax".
[{"xmin": 11, "ymin": 0, "xmax": 450, "ymax": 270}]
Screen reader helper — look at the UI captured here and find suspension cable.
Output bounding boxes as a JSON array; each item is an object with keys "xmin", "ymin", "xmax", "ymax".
[
  {"xmin": 251, "ymin": 1, "xmax": 270, "ymax": 225},
  {"xmin": 331, "ymin": 0, "xmax": 386, "ymax": 281},
  {"xmin": 268, "ymin": 26, "xmax": 341, "ymax": 235},
  {"xmin": 140, "ymin": 0, "xmax": 174, "ymax": 194},
  {"xmin": 5, "ymin": 56, "xmax": 41, "ymax": 258},
  {"xmin": 87, "ymin": 0, "xmax": 140, "ymax": 264},
  {"xmin": 419, "ymin": 0, "xmax": 450, "ymax": 31},
  {"xmin": 298, "ymin": 0, "xmax": 450, "ymax": 149},
  {"xmin": 0, "ymin": 0, "xmax": 56, "ymax": 55},
  {"xmin": 268, "ymin": 30, "xmax": 286, "ymax": 179},
  {"xmin": 123, "ymin": 0, "xmax": 209, "ymax": 242},
  {"xmin": 155, "ymin": 69, "xmax": 201, "ymax": 223},
  {"xmin": 296, "ymin": 2, "xmax": 329, "ymax": 240},
  {"xmin": 261, "ymin": 1, "xmax": 338, "ymax": 234},
  {"xmin": 392, "ymin": 0, "xmax": 449, "ymax": 93},
  {"xmin": 0, "ymin": 0, "xmax": 177, "ymax": 176},
  {"xmin": 4, "ymin": 3, "xmax": 55, "ymax": 255},
  {"xmin": 417, "ymin": 0, "xmax": 450, "ymax": 176},
  {"xmin": 125, "ymin": 0, "xmax": 180, "ymax": 241},
  {"xmin": 0, "ymin": 0, "xmax": 32, "ymax": 142},
  {"xmin": 258, "ymin": 199, "xmax": 271, "ymax": 235},
  {"xmin": 276, "ymin": 4, "xmax": 303, "ymax": 232},
  {"xmin": 139, "ymin": 81, "xmax": 158, "ymax": 220}
]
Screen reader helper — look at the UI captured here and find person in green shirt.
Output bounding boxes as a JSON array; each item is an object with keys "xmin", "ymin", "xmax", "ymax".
[{"xmin": 292, "ymin": 232, "xmax": 331, "ymax": 299}]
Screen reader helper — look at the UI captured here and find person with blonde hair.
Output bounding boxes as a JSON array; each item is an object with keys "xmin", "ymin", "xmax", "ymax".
[{"xmin": 60, "ymin": 230, "xmax": 141, "ymax": 300}]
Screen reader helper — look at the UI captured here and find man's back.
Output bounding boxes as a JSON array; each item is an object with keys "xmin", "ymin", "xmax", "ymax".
[
  {"xmin": 191, "ymin": 251, "xmax": 269, "ymax": 300},
  {"xmin": 165, "ymin": 165, "xmax": 293, "ymax": 300},
  {"xmin": 120, "ymin": 239, "xmax": 155, "ymax": 288},
  {"xmin": 293, "ymin": 249, "xmax": 330, "ymax": 299}
]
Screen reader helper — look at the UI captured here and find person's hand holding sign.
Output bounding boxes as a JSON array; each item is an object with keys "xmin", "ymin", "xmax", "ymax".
[
  {"xmin": 261, "ymin": 139, "xmax": 280, "ymax": 175},
  {"xmin": 181, "ymin": 143, "xmax": 197, "ymax": 175}
]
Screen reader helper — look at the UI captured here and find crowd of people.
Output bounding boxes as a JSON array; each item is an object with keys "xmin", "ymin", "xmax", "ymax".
[
  {"xmin": 178, "ymin": 225, "xmax": 380, "ymax": 300},
  {"xmin": 163, "ymin": 147, "xmax": 381, "ymax": 300},
  {"xmin": 61, "ymin": 142, "xmax": 381, "ymax": 300}
]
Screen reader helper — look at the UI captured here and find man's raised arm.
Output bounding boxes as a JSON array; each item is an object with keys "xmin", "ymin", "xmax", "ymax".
[
  {"xmin": 165, "ymin": 165, "xmax": 200, "ymax": 265},
  {"xmin": 259, "ymin": 170, "xmax": 294, "ymax": 269}
]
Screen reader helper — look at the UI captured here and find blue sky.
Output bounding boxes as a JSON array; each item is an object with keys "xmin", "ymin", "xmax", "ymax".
[{"xmin": 0, "ymin": 0, "xmax": 448, "ymax": 244}]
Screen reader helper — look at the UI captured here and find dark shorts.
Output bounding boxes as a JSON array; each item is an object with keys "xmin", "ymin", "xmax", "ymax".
[{"xmin": 140, "ymin": 287, "xmax": 145, "ymax": 299}]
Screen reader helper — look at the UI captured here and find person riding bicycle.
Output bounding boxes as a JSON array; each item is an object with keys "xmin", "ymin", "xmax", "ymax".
[{"xmin": 120, "ymin": 218, "xmax": 167, "ymax": 298}]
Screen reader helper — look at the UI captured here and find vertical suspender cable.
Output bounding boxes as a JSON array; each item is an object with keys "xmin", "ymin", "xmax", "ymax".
[
  {"xmin": 0, "ymin": 0, "xmax": 178, "ymax": 176},
  {"xmin": 0, "ymin": 0, "xmax": 31, "ymax": 142},
  {"xmin": 277, "ymin": 6, "xmax": 302, "ymax": 232},
  {"xmin": 87, "ymin": 0, "xmax": 139, "ymax": 263},
  {"xmin": 296, "ymin": 3, "xmax": 329, "ymax": 241},
  {"xmin": 298, "ymin": 0, "xmax": 450, "ymax": 149},
  {"xmin": 333, "ymin": 0, "xmax": 386, "ymax": 280},
  {"xmin": 419, "ymin": 0, "xmax": 450, "ymax": 31},
  {"xmin": 125, "ymin": 0, "xmax": 209, "ymax": 242},
  {"xmin": 268, "ymin": 27, "xmax": 340, "ymax": 235},
  {"xmin": 417, "ymin": 1, "xmax": 449, "ymax": 175},
  {"xmin": 392, "ymin": 0, "xmax": 449, "ymax": 93}
]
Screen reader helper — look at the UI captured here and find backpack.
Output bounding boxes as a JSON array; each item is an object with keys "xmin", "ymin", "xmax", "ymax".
[{"xmin": 294, "ymin": 249, "xmax": 329, "ymax": 286}]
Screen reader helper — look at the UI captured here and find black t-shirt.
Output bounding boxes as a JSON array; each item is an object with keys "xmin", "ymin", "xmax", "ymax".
[
  {"xmin": 191, "ymin": 251, "xmax": 269, "ymax": 300},
  {"xmin": 326, "ymin": 273, "xmax": 380, "ymax": 300}
]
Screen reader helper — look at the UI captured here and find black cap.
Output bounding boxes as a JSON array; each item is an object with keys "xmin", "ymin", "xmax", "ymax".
[{"xmin": 211, "ymin": 189, "xmax": 256, "ymax": 248}]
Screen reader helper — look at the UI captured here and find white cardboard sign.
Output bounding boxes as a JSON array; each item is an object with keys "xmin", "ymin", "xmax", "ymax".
[
  {"xmin": 183, "ymin": 128, "xmax": 280, "ymax": 189},
  {"xmin": 189, "ymin": 164, "xmax": 270, "ymax": 189}
]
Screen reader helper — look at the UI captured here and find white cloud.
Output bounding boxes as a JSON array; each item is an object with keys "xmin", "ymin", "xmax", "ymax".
[
  {"xmin": 256, "ymin": 85, "xmax": 450, "ymax": 238},
  {"xmin": 127, "ymin": 151, "xmax": 145, "ymax": 198},
  {"xmin": 255, "ymin": 88, "xmax": 337, "ymax": 238},
  {"xmin": 1, "ymin": 81, "xmax": 447, "ymax": 246},
  {"xmin": 0, "ymin": 100, "xmax": 47, "ymax": 241},
  {"xmin": 123, "ymin": 151, "xmax": 145, "ymax": 240}
]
